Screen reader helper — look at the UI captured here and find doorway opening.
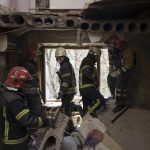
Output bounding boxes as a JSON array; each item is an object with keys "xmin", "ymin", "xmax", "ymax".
[{"xmin": 44, "ymin": 47, "xmax": 110, "ymax": 106}]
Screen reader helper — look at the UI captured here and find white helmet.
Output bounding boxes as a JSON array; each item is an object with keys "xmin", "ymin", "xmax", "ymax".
[
  {"xmin": 55, "ymin": 47, "xmax": 66, "ymax": 57},
  {"xmin": 88, "ymin": 46, "xmax": 101, "ymax": 56}
]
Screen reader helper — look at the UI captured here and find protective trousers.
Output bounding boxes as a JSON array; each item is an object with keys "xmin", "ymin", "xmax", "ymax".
[
  {"xmin": 107, "ymin": 74, "xmax": 116, "ymax": 98},
  {"xmin": 61, "ymin": 94, "xmax": 75, "ymax": 117},
  {"xmin": 115, "ymin": 71, "xmax": 132, "ymax": 106},
  {"xmin": 80, "ymin": 87, "xmax": 105, "ymax": 117},
  {"xmin": 3, "ymin": 140, "xmax": 29, "ymax": 150}
]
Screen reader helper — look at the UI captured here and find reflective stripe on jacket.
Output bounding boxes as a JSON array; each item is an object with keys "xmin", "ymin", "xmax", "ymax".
[
  {"xmin": 0, "ymin": 89, "xmax": 43, "ymax": 145},
  {"xmin": 59, "ymin": 57, "xmax": 76, "ymax": 94},
  {"xmin": 109, "ymin": 44, "xmax": 136, "ymax": 74},
  {"xmin": 79, "ymin": 54, "xmax": 99, "ymax": 89}
]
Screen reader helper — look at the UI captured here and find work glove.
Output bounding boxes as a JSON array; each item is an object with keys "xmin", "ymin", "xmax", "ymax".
[
  {"xmin": 56, "ymin": 71, "xmax": 62, "ymax": 83},
  {"xmin": 110, "ymin": 69, "xmax": 121, "ymax": 78},
  {"xmin": 57, "ymin": 90, "xmax": 63, "ymax": 100}
]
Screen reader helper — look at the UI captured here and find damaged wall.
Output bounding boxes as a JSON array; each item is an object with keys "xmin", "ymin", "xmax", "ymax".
[
  {"xmin": 128, "ymin": 35, "xmax": 150, "ymax": 109},
  {"xmin": 20, "ymin": 30, "xmax": 90, "ymax": 49},
  {"xmin": 0, "ymin": 35, "xmax": 7, "ymax": 81}
]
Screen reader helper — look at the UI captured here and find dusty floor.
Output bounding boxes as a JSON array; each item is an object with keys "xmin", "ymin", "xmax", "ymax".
[{"xmin": 98, "ymin": 100, "xmax": 150, "ymax": 150}]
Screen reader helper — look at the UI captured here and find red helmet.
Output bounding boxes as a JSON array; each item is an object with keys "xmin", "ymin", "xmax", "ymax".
[
  {"xmin": 5, "ymin": 66, "xmax": 32, "ymax": 89},
  {"xmin": 104, "ymin": 35, "xmax": 123, "ymax": 48}
]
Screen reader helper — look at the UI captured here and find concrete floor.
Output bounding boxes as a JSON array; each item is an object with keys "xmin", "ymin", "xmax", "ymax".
[{"xmin": 98, "ymin": 100, "xmax": 150, "ymax": 150}]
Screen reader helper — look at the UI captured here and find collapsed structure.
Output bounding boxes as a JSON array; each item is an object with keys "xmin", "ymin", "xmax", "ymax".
[{"xmin": 0, "ymin": 0, "xmax": 150, "ymax": 149}]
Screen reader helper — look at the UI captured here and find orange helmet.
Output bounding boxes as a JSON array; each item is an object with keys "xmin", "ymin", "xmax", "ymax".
[
  {"xmin": 5, "ymin": 66, "xmax": 32, "ymax": 89},
  {"xmin": 104, "ymin": 35, "xmax": 123, "ymax": 48}
]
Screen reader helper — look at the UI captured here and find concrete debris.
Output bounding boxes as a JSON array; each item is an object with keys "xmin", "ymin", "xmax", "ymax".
[{"xmin": 79, "ymin": 113, "xmax": 123, "ymax": 150}]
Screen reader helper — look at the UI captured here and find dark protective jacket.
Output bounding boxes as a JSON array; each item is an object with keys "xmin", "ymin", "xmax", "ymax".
[
  {"xmin": 79, "ymin": 53, "xmax": 99, "ymax": 89},
  {"xmin": 24, "ymin": 77, "xmax": 43, "ymax": 117},
  {"xmin": 58, "ymin": 57, "xmax": 76, "ymax": 95},
  {"xmin": 108, "ymin": 43, "xmax": 136, "ymax": 74},
  {"xmin": 21, "ymin": 59, "xmax": 38, "ymax": 75},
  {"xmin": 0, "ymin": 87, "xmax": 43, "ymax": 145},
  {"xmin": 24, "ymin": 87, "xmax": 43, "ymax": 117},
  {"xmin": 108, "ymin": 48, "xmax": 122, "ymax": 70}
]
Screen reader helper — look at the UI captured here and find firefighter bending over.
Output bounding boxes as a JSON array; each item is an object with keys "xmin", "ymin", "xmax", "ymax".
[{"xmin": 79, "ymin": 47, "xmax": 106, "ymax": 117}]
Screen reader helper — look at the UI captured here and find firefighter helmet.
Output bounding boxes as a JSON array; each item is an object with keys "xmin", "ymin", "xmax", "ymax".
[
  {"xmin": 55, "ymin": 47, "xmax": 66, "ymax": 57},
  {"xmin": 89, "ymin": 47, "xmax": 101, "ymax": 56},
  {"xmin": 27, "ymin": 48, "xmax": 37, "ymax": 59},
  {"xmin": 5, "ymin": 66, "xmax": 32, "ymax": 89},
  {"xmin": 104, "ymin": 35, "xmax": 123, "ymax": 48}
]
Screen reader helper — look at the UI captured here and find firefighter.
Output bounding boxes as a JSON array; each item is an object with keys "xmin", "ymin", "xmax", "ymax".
[
  {"xmin": 105, "ymin": 35, "xmax": 136, "ymax": 112},
  {"xmin": 20, "ymin": 49, "xmax": 45, "ymax": 150},
  {"xmin": 107, "ymin": 48, "xmax": 120, "ymax": 99},
  {"xmin": 55, "ymin": 47, "xmax": 76, "ymax": 117},
  {"xmin": 20, "ymin": 48, "xmax": 43, "ymax": 116},
  {"xmin": 79, "ymin": 46, "xmax": 106, "ymax": 117},
  {"xmin": 0, "ymin": 66, "xmax": 51, "ymax": 150},
  {"xmin": 21, "ymin": 48, "xmax": 38, "ymax": 75}
]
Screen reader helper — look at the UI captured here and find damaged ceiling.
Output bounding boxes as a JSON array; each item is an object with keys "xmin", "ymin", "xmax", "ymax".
[
  {"xmin": 0, "ymin": 0, "xmax": 150, "ymax": 38},
  {"xmin": 82, "ymin": 0, "xmax": 150, "ymax": 20}
]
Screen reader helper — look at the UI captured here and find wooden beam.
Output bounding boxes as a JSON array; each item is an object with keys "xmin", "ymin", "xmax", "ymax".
[{"xmin": 39, "ymin": 43, "xmax": 104, "ymax": 49}]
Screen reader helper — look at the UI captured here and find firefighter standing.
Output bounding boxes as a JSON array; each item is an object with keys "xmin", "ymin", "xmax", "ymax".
[
  {"xmin": 105, "ymin": 35, "xmax": 136, "ymax": 112},
  {"xmin": 107, "ymin": 47, "xmax": 117, "ymax": 99},
  {"xmin": 55, "ymin": 47, "xmax": 76, "ymax": 117},
  {"xmin": 20, "ymin": 49, "xmax": 46, "ymax": 150},
  {"xmin": 0, "ymin": 66, "xmax": 51, "ymax": 150},
  {"xmin": 79, "ymin": 47, "xmax": 106, "ymax": 117},
  {"xmin": 20, "ymin": 48, "xmax": 43, "ymax": 117}
]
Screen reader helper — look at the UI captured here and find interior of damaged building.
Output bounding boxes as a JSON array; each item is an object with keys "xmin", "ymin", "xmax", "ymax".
[{"xmin": 0, "ymin": 0, "xmax": 150, "ymax": 150}]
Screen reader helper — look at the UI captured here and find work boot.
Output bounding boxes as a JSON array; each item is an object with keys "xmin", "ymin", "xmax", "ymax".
[
  {"xmin": 112, "ymin": 105, "xmax": 125, "ymax": 113},
  {"xmin": 107, "ymin": 96, "xmax": 115, "ymax": 101},
  {"xmin": 95, "ymin": 103, "xmax": 107, "ymax": 116}
]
